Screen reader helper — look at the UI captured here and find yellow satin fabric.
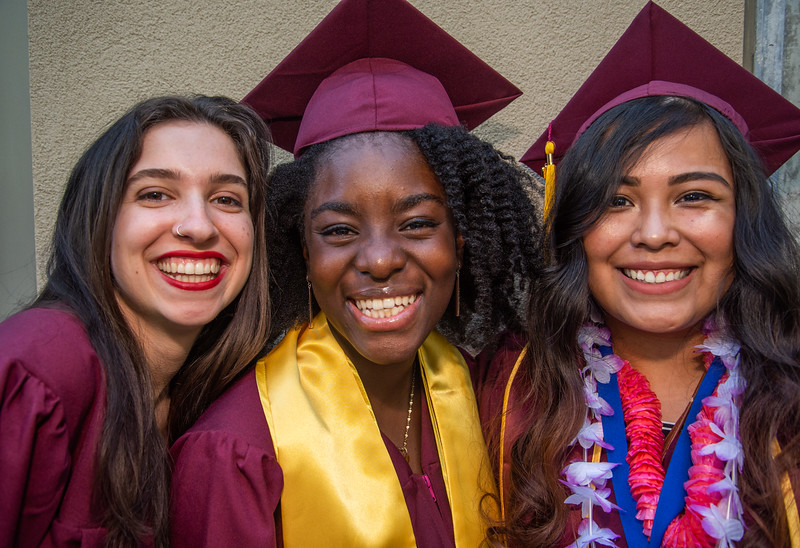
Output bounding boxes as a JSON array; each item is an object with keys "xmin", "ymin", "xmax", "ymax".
[
  {"xmin": 255, "ymin": 313, "xmax": 496, "ymax": 546},
  {"xmin": 773, "ymin": 439, "xmax": 800, "ymax": 547}
]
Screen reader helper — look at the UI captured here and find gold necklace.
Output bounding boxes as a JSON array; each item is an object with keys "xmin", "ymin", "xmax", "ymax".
[{"xmin": 398, "ymin": 367, "xmax": 416, "ymax": 462}]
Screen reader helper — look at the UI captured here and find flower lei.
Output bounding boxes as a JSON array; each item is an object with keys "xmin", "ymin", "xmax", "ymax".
[{"xmin": 561, "ymin": 317, "xmax": 745, "ymax": 548}]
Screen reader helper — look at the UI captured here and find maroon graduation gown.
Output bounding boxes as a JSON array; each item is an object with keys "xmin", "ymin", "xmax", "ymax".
[
  {"xmin": 170, "ymin": 367, "xmax": 456, "ymax": 547},
  {"xmin": 0, "ymin": 307, "xmax": 108, "ymax": 546}
]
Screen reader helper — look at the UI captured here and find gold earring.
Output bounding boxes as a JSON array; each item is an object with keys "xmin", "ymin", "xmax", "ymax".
[
  {"xmin": 307, "ymin": 278, "xmax": 313, "ymax": 324},
  {"xmin": 455, "ymin": 267, "xmax": 461, "ymax": 317}
]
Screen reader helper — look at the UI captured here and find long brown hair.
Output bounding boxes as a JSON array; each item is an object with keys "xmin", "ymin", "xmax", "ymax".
[
  {"xmin": 497, "ymin": 96, "xmax": 800, "ymax": 546},
  {"xmin": 37, "ymin": 95, "xmax": 272, "ymax": 546}
]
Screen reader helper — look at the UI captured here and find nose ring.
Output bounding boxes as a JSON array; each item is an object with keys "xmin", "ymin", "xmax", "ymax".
[{"xmin": 176, "ymin": 224, "xmax": 185, "ymax": 237}]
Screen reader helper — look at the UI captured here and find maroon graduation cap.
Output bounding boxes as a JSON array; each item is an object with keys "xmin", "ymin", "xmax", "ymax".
[
  {"xmin": 242, "ymin": 0, "xmax": 522, "ymax": 156},
  {"xmin": 521, "ymin": 1, "xmax": 800, "ymax": 176}
]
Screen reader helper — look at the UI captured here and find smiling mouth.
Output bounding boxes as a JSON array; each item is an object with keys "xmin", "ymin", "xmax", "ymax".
[
  {"xmin": 157, "ymin": 258, "xmax": 221, "ymax": 283},
  {"xmin": 622, "ymin": 268, "xmax": 690, "ymax": 284},
  {"xmin": 354, "ymin": 294, "xmax": 417, "ymax": 318}
]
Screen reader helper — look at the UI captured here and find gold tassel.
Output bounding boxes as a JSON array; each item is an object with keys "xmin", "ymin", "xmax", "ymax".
[{"xmin": 542, "ymin": 139, "xmax": 556, "ymax": 220}]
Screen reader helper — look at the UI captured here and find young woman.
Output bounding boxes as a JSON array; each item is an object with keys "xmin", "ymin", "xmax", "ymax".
[
  {"xmin": 475, "ymin": 4, "xmax": 800, "ymax": 547},
  {"xmin": 169, "ymin": 0, "xmax": 542, "ymax": 545},
  {"xmin": 0, "ymin": 95, "xmax": 271, "ymax": 547}
]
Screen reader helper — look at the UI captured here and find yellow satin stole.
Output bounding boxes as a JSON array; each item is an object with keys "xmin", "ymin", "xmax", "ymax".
[{"xmin": 255, "ymin": 313, "xmax": 497, "ymax": 546}]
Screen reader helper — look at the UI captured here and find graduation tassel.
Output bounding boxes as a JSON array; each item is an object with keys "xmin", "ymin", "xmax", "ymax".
[{"xmin": 542, "ymin": 123, "xmax": 556, "ymax": 220}]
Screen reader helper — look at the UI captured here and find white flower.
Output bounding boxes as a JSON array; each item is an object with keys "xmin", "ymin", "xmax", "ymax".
[
  {"xmin": 698, "ymin": 422, "xmax": 743, "ymax": 464},
  {"xmin": 573, "ymin": 417, "xmax": 612, "ymax": 450},
  {"xmin": 584, "ymin": 351, "xmax": 624, "ymax": 383},
  {"xmin": 578, "ymin": 324, "xmax": 609, "ymax": 350},
  {"xmin": 567, "ymin": 519, "xmax": 620, "ymax": 548},
  {"xmin": 562, "ymin": 461, "xmax": 617, "ymax": 487},
  {"xmin": 563, "ymin": 484, "xmax": 620, "ymax": 514},
  {"xmin": 583, "ymin": 379, "xmax": 613, "ymax": 418},
  {"xmin": 695, "ymin": 503, "xmax": 745, "ymax": 546}
]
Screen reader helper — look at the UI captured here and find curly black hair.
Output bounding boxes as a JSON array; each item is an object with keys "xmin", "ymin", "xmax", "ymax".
[{"xmin": 265, "ymin": 123, "xmax": 543, "ymax": 351}]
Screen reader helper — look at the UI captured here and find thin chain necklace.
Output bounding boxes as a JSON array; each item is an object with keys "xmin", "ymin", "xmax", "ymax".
[{"xmin": 398, "ymin": 366, "xmax": 416, "ymax": 462}]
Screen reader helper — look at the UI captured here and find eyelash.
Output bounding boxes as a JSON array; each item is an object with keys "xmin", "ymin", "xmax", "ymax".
[
  {"xmin": 138, "ymin": 191, "xmax": 168, "ymax": 201},
  {"xmin": 214, "ymin": 195, "xmax": 244, "ymax": 208},
  {"xmin": 402, "ymin": 219, "xmax": 439, "ymax": 231},
  {"xmin": 320, "ymin": 225, "xmax": 355, "ymax": 237},
  {"xmin": 680, "ymin": 191, "xmax": 714, "ymax": 202}
]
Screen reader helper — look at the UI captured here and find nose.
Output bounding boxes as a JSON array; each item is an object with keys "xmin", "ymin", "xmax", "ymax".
[
  {"xmin": 353, "ymin": 232, "xmax": 405, "ymax": 280},
  {"xmin": 173, "ymin": 196, "xmax": 219, "ymax": 242},
  {"xmin": 630, "ymin": 203, "xmax": 680, "ymax": 250}
]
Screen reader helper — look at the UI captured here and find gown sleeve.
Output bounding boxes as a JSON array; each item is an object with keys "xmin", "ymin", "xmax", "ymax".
[
  {"xmin": 170, "ymin": 370, "xmax": 284, "ymax": 547},
  {"xmin": 0, "ymin": 360, "xmax": 71, "ymax": 547},
  {"xmin": 0, "ymin": 307, "xmax": 106, "ymax": 547}
]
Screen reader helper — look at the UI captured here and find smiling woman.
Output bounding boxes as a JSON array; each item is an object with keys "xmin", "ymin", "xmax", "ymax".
[
  {"xmin": 0, "ymin": 95, "xmax": 272, "ymax": 547},
  {"xmin": 473, "ymin": 3, "xmax": 800, "ymax": 547},
  {"xmin": 168, "ymin": 0, "xmax": 543, "ymax": 546}
]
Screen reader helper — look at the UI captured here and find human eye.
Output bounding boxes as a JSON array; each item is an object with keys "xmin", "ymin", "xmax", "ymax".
[
  {"xmin": 319, "ymin": 224, "xmax": 356, "ymax": 238},
  {"xmin": 212, "ymin": 194, "xmax": 245, "ymax": 210},
  {"xmin": 609, "ymin": 195, "xmax": 632, "ymax": 208},
  {"xmin": 136, "ymin": 190, "xmax": 169, "ymax": 202},
  {"xmin": 402, "ymin": 218, "xmax": 439, "ymax": 231},
  {"xmin": 679, "ymin": 191, "xmax": 714, "ymax": 203}
]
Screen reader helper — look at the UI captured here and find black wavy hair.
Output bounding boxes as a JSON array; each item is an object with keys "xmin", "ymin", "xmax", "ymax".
[
  {"xmin": 499, "ymin": 95, "xmax": 800, "ymax": 547},
  {"xmin": 266, "ymin": 123, "xmax": 543, "ymax": 351}
]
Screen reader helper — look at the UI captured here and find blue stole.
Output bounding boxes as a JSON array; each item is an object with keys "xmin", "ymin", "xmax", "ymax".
[{"xmin": 596, "ymin": 346, "xmax": 726, "ymax": 547}]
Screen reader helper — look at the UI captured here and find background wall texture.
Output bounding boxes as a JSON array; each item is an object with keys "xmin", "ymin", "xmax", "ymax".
[{"xmin": 6, "ymin": 0, "xmax": 787, "ymax": 318}]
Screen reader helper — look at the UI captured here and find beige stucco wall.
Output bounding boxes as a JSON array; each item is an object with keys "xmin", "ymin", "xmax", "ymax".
[{"xmin": 27, "ymin": 0, "xmax": 744, "ymax": 282}]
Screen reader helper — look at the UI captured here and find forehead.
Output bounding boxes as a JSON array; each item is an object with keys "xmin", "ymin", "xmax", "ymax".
[
  {"xmin": 307, "ymin": 132, "xmax": 446, "ymax": 206},
  {"xmin": 626, "ymin": 121, "xmax": 730, "ymax": 177}
]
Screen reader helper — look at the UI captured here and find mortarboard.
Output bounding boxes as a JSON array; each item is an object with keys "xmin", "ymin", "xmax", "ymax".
[
  {"xmin": 521, "ymin": 1, "xmax": 800, "ymax": 177},
  {"xmin": 242, "ymin": 0, "xmax": 522, "ymax": 156}
]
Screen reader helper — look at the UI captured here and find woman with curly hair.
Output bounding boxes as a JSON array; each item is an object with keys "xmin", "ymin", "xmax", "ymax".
[
  {"xmin": 0, "ymin": 95, "xmax": 272, "ymax": 547},
  {"xmin": 169, "ymin": 0, "xmax": 542, "ymax": 546},
  {"xmin": 474, "ymin": 3, "xmax": 800, "ymax": 547}
]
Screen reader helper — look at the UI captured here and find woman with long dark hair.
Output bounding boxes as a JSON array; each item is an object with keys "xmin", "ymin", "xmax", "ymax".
[
  {"xmin": 0, "ymin": 95, "xmax": 271, "ymax": 546},
  {"xmin": 475, "ymin": 3, "xmax": 800, "ymax": 547},
  {"xmin": 169, "ymin": 1, "xmax": 542, "ymax": 545}
]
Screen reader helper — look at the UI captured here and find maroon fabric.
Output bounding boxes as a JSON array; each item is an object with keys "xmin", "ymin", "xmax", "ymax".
[
  {"xmin": 294, "ymin": 58, "xmax": 459, "ymax": 154},
  {"xmin": 521, "ymin": 1, "xmax": 800, "ymax": 176},
  {"xmin": 169, "ymin": 368, "xmax": 455, "ymax": 547},
  {"xmin": 0, "ymin": 307, "xmax": 108, "ymax": 547},
  {"xmin": 242, "ymin": 0, "xmax": 521, "ymax": 154}
]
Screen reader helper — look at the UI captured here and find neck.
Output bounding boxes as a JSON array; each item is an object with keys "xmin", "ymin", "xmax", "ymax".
[
  {"xmin": 605, "ymin": 317, "xmax": 707, "ymax": 423},
  {"xmin": 126, "ymin": 318, "xmax": 199, "ymax": 436}
]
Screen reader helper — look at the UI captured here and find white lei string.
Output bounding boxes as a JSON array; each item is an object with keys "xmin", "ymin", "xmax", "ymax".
[{"xmin": 562, "ymin": 317, "xmax": 745, "ymax": 548}]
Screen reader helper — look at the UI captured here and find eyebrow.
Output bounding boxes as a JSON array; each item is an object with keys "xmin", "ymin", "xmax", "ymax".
[
  {"xmin": 126, "ymin": 168, "xmax": 246, "ymax": 186},
  {"xmin": 309, "ymin": 192, "xmax": 447, "ymax": 221},
  {"xmin": 621, "ymin": 171, "xmax": 731, "ymax": 187}
]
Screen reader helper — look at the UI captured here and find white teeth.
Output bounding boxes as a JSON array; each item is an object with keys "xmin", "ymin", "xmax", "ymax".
[
  {"xmin": 623, "ymin": 268, "xmax": 689, "ymax": 284},
  {"xmin": 355, "ymin": 294, "xmax": 417, "ymax": 318},
  {"xmin": 157, "ymin": 257, "xmax": 221, "ymax": 283}
]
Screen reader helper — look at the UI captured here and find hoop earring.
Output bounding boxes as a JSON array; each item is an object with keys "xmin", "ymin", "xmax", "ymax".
[
  {"xmin": 307, "ymin": 277, "xmax": 313, "ymax": 325},
  {"xmin": 455, "ymin": 267, "xmax": 461, "ymax": 317}
]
